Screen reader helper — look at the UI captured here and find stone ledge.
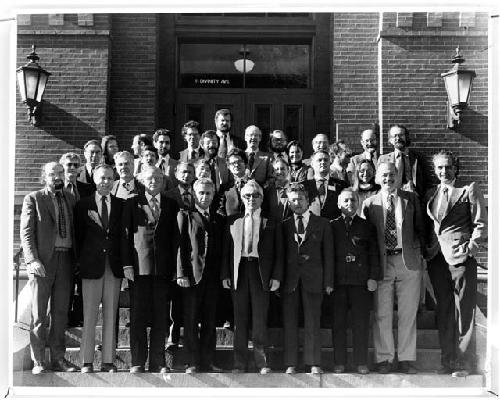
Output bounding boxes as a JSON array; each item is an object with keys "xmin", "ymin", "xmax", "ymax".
[{"xmin": 17, "ymin": 29, "xmax": 110, "ymax": 35}]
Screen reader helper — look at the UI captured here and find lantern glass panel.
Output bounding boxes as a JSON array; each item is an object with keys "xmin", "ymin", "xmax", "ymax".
[
  {"xmin": 16, "ymin": 69, "xmax": 27, "ymax": 102},
  {"xmin": 24, "ymin": 68, "xmax": 40, "ymax": 101},
  {"xmin": 36, "ymin": 72, "xmax": 49, "ymax": 102},
  {"xmin": 458, "ymin": 73, "xmax": 473, "ymax": 104},
  {"xmin": 444, "ymin": 73, "xmax": 459, "ymax": 106}
]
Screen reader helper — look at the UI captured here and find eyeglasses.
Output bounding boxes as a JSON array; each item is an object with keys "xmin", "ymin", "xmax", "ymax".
[
  {"xmin": 228, "ymin": 160, "xmax": 244, "ymax": 166},
  {"xmin": 65, "ymin": 163, "xmax": 79, "ymax": 168},
  {"xmin": 242, "ymin": 193, "xmax": 261, "ymax": 199}
]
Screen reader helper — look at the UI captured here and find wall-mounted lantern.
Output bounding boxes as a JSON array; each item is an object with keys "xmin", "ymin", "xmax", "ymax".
[
  {"xmin": 16, "ymin": 45, "xmax": 51, "ymax": 126},
  {"xmin": 441, "ymin": 46, "xmax": 476, "ymax": 130}
]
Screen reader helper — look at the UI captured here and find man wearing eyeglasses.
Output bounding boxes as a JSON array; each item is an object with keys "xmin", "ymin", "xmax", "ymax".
[
  {"xmin": 221, "ymin": 180, "xmax": 283, "ymax": 374},
  {"xmin": 219, "ymin": 147, "xmax": 248, "ymax": 217}
]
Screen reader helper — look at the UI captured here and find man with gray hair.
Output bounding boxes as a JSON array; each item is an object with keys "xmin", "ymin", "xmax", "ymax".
[
  {"xmin": 111, "ymin": 151, "xmax": 143, "ymax": 199},
  {"xmin": 20, "ymin": 162, "xmax": 78, "ymax": 374},
  {"xmin": 244, "ymin": 125, "xmax": 273, "ymax": 188},
  {"xmin": 60, "ymin": 152, "xmax": 93, "ymax": 202},
  {"xmin": 222, "ymin": 180, "xmax": 283, "ymax": 374},
  {"xmin": 78, "ymin": 139, "xmax": 102, "ymax": 190}
]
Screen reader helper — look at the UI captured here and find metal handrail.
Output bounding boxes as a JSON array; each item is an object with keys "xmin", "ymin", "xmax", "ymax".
[{"xmin": 13, "ymin": 247, "xmax": 23, "ymax": 323}]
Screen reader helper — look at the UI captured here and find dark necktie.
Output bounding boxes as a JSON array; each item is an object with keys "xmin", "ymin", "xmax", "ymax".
[
  {"xmin": 297, "ymin": 215, "xmax": 305, "ymax": 235},
  {"xmin": 55, "ymin": 192, "xmax": 67, "ymax": 238},
  {"xmin": 150, "ymin": 196, "xmax": 160, "ymax": 222},
  {"xmin": 101, "ymin": 195, "xmax": 109, "ymax": 231},
  {"xmin": 158, "ymin": 158, "xmax": 165, "ymax": 172},
  {"xmin": 437, "ymin": 187, "xmax": 449, "ymax": 222},
  {"xmin": 182, "ymin": 190, "xmax": 192, "ymax": 210},
  {"xmin": 209, "ymin": 158, "xmax": 217, "ymax": 186},
  {"xmin": 318, "ymin": 179, "xmax": 326, "ymax": 196},
  {"xmin": 190, "ymin": 150, "xmax": 196, "ymax": 160},
  {"xmin": 345, "ymin": 216, "xmax": 352, "ymax": 231},
  {"xmin": 384, "ymin": 194, "xmax": 397, "ymax": 249},
  {"xmin": 218, "ymin": 135, "xmax": 228, "ymax": 158},
  {"xmin": 248, "ymin": 152, "xmax": 255, "ymax": 171}
]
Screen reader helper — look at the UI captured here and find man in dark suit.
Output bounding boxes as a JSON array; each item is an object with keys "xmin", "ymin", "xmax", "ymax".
[
  {"xmin": 176, "ymin": 178, "xmax": 225, "ymax": 373},
  {"xmin": 424, "ymin": 150, "xmax": 487, "ymax": 377},
  {"xmin": 74, "ymin": 164, "xmax": 125, "ymax": 373},
  {"xmin": 111, "ymin": 151, "xmax": 143, "ymax": 199},
  {"xmin": 218, "ymin": 147, "xmax": 248, "ymax": 217},
  {"xmin": 347, "ymin": 126, "xmax": 379, "ymax": 175},
  {"xmin": 122, "ymin": 166, "xmax": 180, "ymax": 373},
  {"xmin": 201, "ymin": 130, "xmax": 232, "ymax": 193},
  {"xmin": 268, "ymin": 129, "xmax": 288, "ymax": 164},
  {"xmin": 154, "ymin": 128, "xmax": 178, "ymax": 185},
  {"xmin": 214, "ymin": 108, "xmax": 245, "ymax": 159},
  {"xmin": 262, "ymin": 158, "xmax": 292, "ymax": 222},
  {"xmin": 303, "ymin": 133, "xmax": 329, "ymax": 171},
  {"xmin": 305, "ymin": 150, "xmax": 348, "ymax": 220},
  {"xmin": 330, "ymin": 189, "xmax": 380, "ymax": 374},
  {"xmin": 165, "ymin": 161, "xmax": 196, "ymax": 210},
  {"xmin": 361, "ymin": 162, "xmax": 425, "ymax": 374},
  {"xmin": 77, "ymin": 139, "xmax": 102, "ymax": 191},
  {"xmin": 221, "ymin": 180, "xmax": 283, "ymax": 374},
  {"xmin": 178, "ymin": 120, "xmax": 203, "ymax": 163},
  {"xmin": 20, "ymin": 162, "xmax": 78, "ymax": 374},
  {"xmin": 244, "ymin": 125, "xmax": 273, "ymax": 188},
  {"xmin": 281, "ymin": 182, "xmax": 334, "ymax": 374},
  {"xmin": 377, "ymin": 124, "xmax": 424, "ymax": 195}
]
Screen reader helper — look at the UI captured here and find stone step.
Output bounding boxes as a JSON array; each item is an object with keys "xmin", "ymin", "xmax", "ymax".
[
  {"xmin": 64, "ymin": 327, "xmax": 440, "ymax": 349},
  {"xmin": 61, "ymin": 346, "xmax": 444, "ymax": 372},
  {"xmin": 99, "ymin": 308, "xmax": 438, "ymax": 329},
  {"xmin": 12, "ymin": 371, "xmax": 485, "ymax": 389}
]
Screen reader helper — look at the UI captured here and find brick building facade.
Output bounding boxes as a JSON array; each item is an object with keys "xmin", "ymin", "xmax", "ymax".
[{"xmin": 14, "ymin": 12, "xmax": 489, "ymax": 263}]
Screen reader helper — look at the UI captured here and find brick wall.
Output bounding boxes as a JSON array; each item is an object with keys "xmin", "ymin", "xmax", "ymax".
[{"xmin": 108, "ymin": 14, "xmax": 159, "ymax": 150}]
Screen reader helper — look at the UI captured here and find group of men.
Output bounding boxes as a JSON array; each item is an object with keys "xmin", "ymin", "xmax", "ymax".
[{"xmin": 20, "ymin": 108, "xmax": 487, "ymax": 378}]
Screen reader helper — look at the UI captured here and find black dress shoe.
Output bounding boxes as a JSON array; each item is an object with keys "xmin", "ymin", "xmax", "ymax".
[
  {"xmin": 52, "ymin": 359, "xmax": 77, "ymax": 372},
  {"xmin": 101, "ymin": 363, "xmax": 118, "ymax": 372},
  {"xmin": 202, "ymin": 364, "xmax": 223, "ymax": 373},
  {"xmin": 377, "ymin": 360, "xmax": 392, "ymax": 374},
  {"xmin": 436, "ymin": 365, "xmax": 453, "ymax": 375},
  {"xmin": 398, "ymin": 361, "xmax": 417, "ymax": 374}
]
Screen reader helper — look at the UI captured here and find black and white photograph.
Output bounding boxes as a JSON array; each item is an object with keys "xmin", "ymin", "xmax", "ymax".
[{"xmin": 2, "ymin": 1, "xmax": 499, "ymax": 397}]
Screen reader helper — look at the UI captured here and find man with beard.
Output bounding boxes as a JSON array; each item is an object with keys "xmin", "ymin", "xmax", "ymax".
[
  {"xmin": 214, "ymin": 109, "xmax": 245, "ymax": 159},
  {"xmin": 269, "ymin": 129, "xmax": 288, "ymax": 163},
  {"xmin": 377, "ymin": 125, "xmax": 424, "ymax": 195},
  {"xmin": 304, "ymin": 133, "xmax": 330, "ymax": 166},
  {"xmin": 122, "ymin": 166, "xmax": 180, "ymax": 373},
  {"xmin": 219, "ymin": 147, "xmax": 248, "ymax": 217},
  {"xmin": 348, "ymin": 126, "xmax": 380, "ymax": 174},
  {"xmin": 200, "ymin": 130, "xmax": 232, "ymax": 192},
  {"xmin": 154, "ymin": 128, "xmax": 178, "ymax": 182},
  {"xmin": 244, "ymin": 125, "xmax": 273, "ymax": 188},
  {"xmin": 111, "ymin": 151, "xmax": 144, "ymax": 199},
  {"xmin": 20, "ymin": 162, "xmax": 78, "ymax": 374},
  {"xmin": 60, "ymin": 152, "xmax": 93, "ymax": 327},
  {"xmin": 77, "ymin": 139, "xmax": 102, "ymax": 190},
  {"xmin": 75, "ymin": 164, "xmax": 125, "ymax": 373},
  {"xmin": 179, "ymin": 120, "xmax": 203, "ymax": 163}
]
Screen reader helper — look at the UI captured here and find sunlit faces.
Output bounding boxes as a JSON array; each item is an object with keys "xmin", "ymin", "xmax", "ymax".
[
  {"xmin": 215, "ymin": 113, "xmax": 231, "ymax": 133},
  {"xmin": 360, "ymin": 129, "xmax": 378, "ymax": 153},
  {"xmin": 115, "ymin": 156, "xmax": 132, "ymax": 180},
  {"xmin": 154, "ymin": 135, "xmax": 171, "ymax": 157},
  {"xmin": 288, "ymin": 144, "xmax": 303, "ymax": 164},
  {"xmin": 193, "ymin": 181, "xmax": 215, "ymax": 210},
  {"xmin": 44, "ymin": 162, "xmax": 65, "ymax": 191},
  {"xmin": 227, "ymin": 155, "xmax": 246, "ymax": 178},
  {"xmin": 106, "ymin": 139, "xmax": 119, "ymax": 159},
  {"xmin": 338, "ymin": 190, "xmax": 359, "ymax": 217},
  {"xmin": 195, "ymin": 161, "xmax": 211, "ymax": 179},
  {"xmin": 245, "ymin": 126, "xmax": 262, "ymax": 150},
  {"xmin": 358, "ymin": 161, "xmax": 375, "ymax": 184},
  {"xmin": 312, "ymin": 134, "xmax": 329, "ymax": 152},
  {"xmin": 201, "ymin": 136, "xmax": 219, "ymax": 159},
  {"xmin": 141, "ymin": 168, "xmax": 164, "ymax": 196},
  {"xmin": 84, "ymin": 143, "xmax": 102, "ymax": 167},
  {"xmin": 287, "ymin": 190, "xmax": 309, "ymax": 215},
  {"xmin": 62, "ymin": 158, "xmax": 80, "ymax": 181},
  {"xmin": 141, "ymin": 149, "xmax": 158, "ymax": 167},
  {"xmin": 311, "ymin": 152, "xmax": 330, "ymax": 175},
  {"xmin": 93, "ymin": 166, "xmax": 114, "ymax": 196},
  {"xmin": 241, "ymin": 185, "xmax": 263, "ymax": 212},
  {"xmin": 175, "ymin": 164, "xmax": 195, "ymax": 186},
  {"xmin": 272, "ymin": 160, "xmax": 289, "ymax": 183},
  {"xmin": 376, "ymin": 162, "xmax": 396, "ymax": 192},
  {"xmin": 388, "ymin": 126, "xmax": 408, "ymax": 150},
  {"xmin": 184, "ymin": 128, "xmax": 200, "ymax": 149},
  {"xmin": 337, "ymin": 149, "xmax": 352, "ymax": 168},
  {"xmin": 270, "ymin": 130, "xmax": 287, "ymax": 153},
  {"xmin": 433, "ymin": 155, "xmax": 456, "ymax": 185}
]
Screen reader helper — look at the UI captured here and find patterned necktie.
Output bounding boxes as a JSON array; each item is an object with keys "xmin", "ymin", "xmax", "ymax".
[
  {"xmin": 218, "ymin": 135, "xmax": 228, "ymax": 158},
  {"xmin": 101, "ymin": 195, "xmax": 109, "ymax": 231},
  {"xmin": 209, "ymin": 158, "xmax": 218, "ymax": 186},
  {"xmin": 182, "ymin": 190, "xmax": 192, "ymax": 210},
  {"xmin": 248, "ymin": 152, "xmax": 255, "ymax": 171},
  {"xmin": 245, "ymin": 213, "xmax": 254, "ymax": 254},
  {"xmin": 318, "ymin": 179, "xmax": 326, "ymax": 196},
  {"xmin": 123, "ymin": 181, "xmax": 131, "ymax": 191},
  {"xmin": 55, "ymin": 192, "xmax": 67, "ymax": 238},
  {"xmin": 437, "ymin": 186, "xmax": 449, "ymax": 222},
  {"xmin": 150, "ymin": 196, "xmax": 160, "ymax": 222},
  {"xmin": 384, "ymin": 194, "xmax": 397, "ymax": 249}
]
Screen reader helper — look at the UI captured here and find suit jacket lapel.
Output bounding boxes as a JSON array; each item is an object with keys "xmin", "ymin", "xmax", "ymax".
[
  {"xmin": 426, "ymin": 187, "xmax": 440, "ymax": 222},
  {"xmin": 251, "ymin": 153, "xmax": 263, "ymax": 173},
  {"xmin": 230, "ymin": 217, "xmax": 243, "ymax": 289},
  {"xmin": 397, "ymin": 189, "xmax": 408, "ymax": 223},
  {"xmin": 446, "ymin": 186, "xmax": 466, "ymax": 217},
  {"xmin": 303, "ymin": 214, "xmax": 318, "ymax": 244},
  {"xmin": 42, "ymin": 189, "xmax": 56, "ymax": 222}
]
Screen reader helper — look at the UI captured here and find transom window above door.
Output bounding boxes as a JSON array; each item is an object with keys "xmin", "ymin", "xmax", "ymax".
[{"xmin": 179, "ymin": 43, "xmax": 311, "ymax": 89}]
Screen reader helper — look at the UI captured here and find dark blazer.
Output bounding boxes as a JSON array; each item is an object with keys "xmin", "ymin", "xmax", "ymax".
[
  {"xmin": 425, "ymin": 182, "xmax": 487, "ymax": 265},
  {"xmin": 111, "ymin": 178, "xmax": 144, "ymax": 199},
  {"xmin": 282, "ymin": 213, "xmax": 334, "ymax": 294},
  {"xmin": 262, "ymin": 183, "xmax": 292, "ymax": 222},
  {"xmin": 219, "ymin": 182, "xmax": 245, "ymax": 217},
  {"xmin": 74, "ymin": 194, "xmax": 125, "ymax": 279},
  {"xmin": 77, "ymin": 165, "xmax": 96, "ymax": 191},
  {"xmin": 378, "ymin": 150, "xmax": 424, "ymax": 195},
  {"xmin": 176, "ymin": 209, "xmax": 225, "ymax": 285},
  {"xmin": 179, "ymin": 148, "xmax": 203, "ymax": 163},
  {"xmin": 305, "ymin": 177, "xmax": 348, "ymax": 220},
  {"xmin": 361, "ymin": 189, "xmax": 425, "ymax": 273},
  {"xmin": 330, "ymin": 215, "xmax": 381, "ymax": 285},
  {"xmin": 246, "ymin": 150, "xmax": 273, "ymax": 187},
  {"xmin": 75, "ymin": 180, "xmax": 93, "ymax": 201},
  {"xmin": 221, "ymin": 213, "xmax": 283, "ymax": 290},
  {"xmin": 165, "ymin": 186, "xmax": 195, "ymax": 210},
  {"xmin": 122, "ymin": 193, "xmax": 180, "ymax": 277},
  {"xmin": 20, "ymin": 188, "xmax": 77, "ymax": 266},
  {"xmin": 205, "ymin": 156, "xmax": 232, "ymax": 191}
]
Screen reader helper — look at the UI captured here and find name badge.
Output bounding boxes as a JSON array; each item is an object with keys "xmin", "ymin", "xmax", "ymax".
[{"xmin": 345, "ymin": 254, "xmax": 356, "ymax": 263}]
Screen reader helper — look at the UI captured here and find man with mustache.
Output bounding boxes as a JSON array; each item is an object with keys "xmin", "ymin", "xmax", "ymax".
[
  {"xmin": 377, "ymin": 124, "xmax": 424, "ymax": 195},
  {"xmin": 200, "ymin": 130, "xmax": 232, "ymax": 193},
  {"xmin": 214, "ymin": 109, "xmax": 245, "ymax": 159},
  {"xmin": 268, "ymin": 129, "xmax": 288, "ymax": 163},
  {"xmin": 347, "ymin": 126, "xmax": 379, "ymax": 175},
  {"xmin": 219, "ymin": 147, "xmax": 248, "ymax": 217},
  {"xmin": 154, "ymin": 128, "xmax": 178, "ymax": 185},
  {"xmin": 20, "ymin": 162, "xmax": 78, "ymax": 374},
  {"xmin": 361, "ymin": 162, "xmax": 425, "ymax": 374}
]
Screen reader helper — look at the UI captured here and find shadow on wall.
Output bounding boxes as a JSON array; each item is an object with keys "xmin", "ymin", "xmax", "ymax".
[
  {"xmin": 39, "ymin": 101, "xmax": 101, "ymax": 148},
  {"xmin": 457, "ymin": 109, "xmax": 488, "ymax": 148}
]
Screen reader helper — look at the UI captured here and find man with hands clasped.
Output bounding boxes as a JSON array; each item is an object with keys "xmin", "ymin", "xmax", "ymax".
[
  {"xmin": 221, "ymin": 180, "xmax": 283, "ymax": 374},
  {"xmin": 330, "ymin": 189, "xmax": 380, "ymax": 375}
]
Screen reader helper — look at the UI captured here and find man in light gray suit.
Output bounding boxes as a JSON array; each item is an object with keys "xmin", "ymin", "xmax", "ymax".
[{"xmin": 361, "ymin": 162, "xmax": 425, "ymax": 374}]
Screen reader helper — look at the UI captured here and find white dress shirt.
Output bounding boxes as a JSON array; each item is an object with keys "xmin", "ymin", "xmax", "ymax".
[
  {"xmin": 380, "ymin": 190, "xmax": 403, "ymax": 248},
  {"xmin": 241, "ymin": 208, "xmax": 261, "ymax": 258}
]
